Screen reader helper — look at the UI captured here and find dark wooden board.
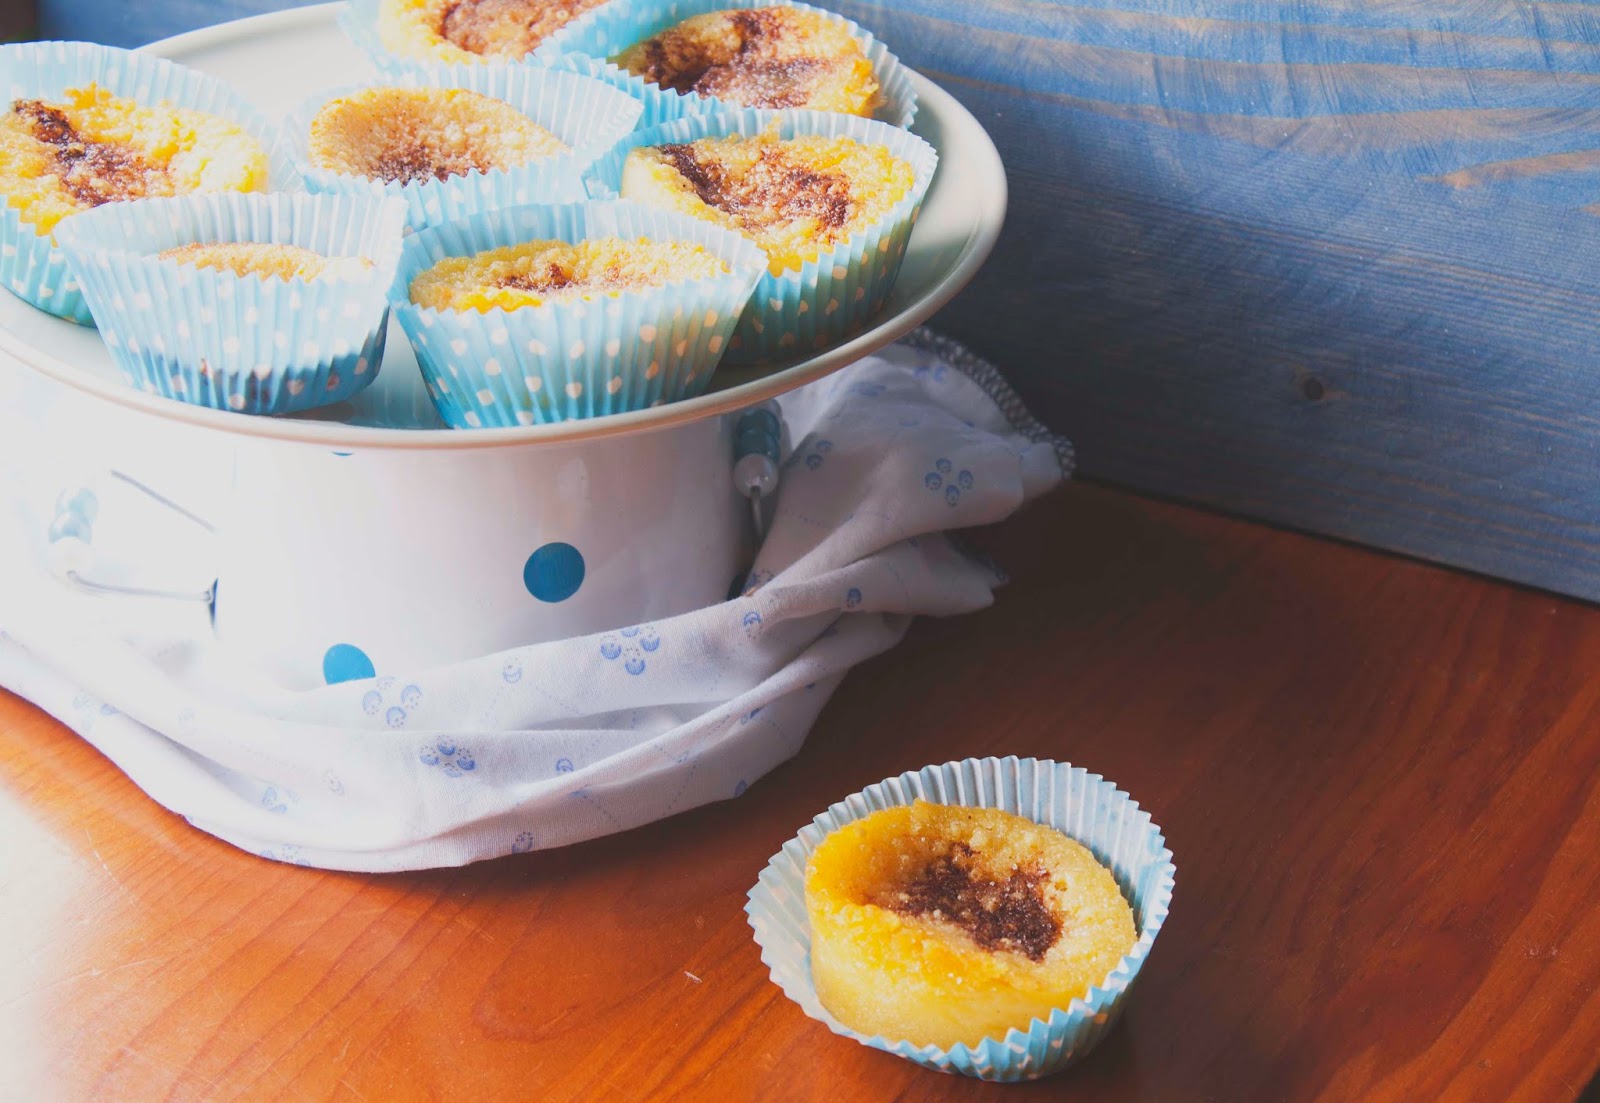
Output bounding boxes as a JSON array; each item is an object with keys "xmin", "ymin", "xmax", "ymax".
[{"xmin": 32, "ymin": 0, "xmax": 1600, "ymax": 599}]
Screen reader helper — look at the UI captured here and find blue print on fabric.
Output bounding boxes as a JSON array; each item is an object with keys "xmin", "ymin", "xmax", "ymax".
[
  {"xmin": 925, "ymin": 458, "xmax": 975, "ymax": 506},
  {"xmin": 801, "ymin": 438, "xmax": 834, "ymax": 471},
  {"xmin": 512, "ymin": 832, "xmax": 536, "ymax": 854},
  {"xmin": 419, "ymin": 739, "xmax": 476, "ymax": 777},
  {"xmin": 365, "ymin": 680, "xmax": 424, "ymax": 727},
  {"xmin": 600, "ymin": 625, "xmax": 661, "ymax": 675}
]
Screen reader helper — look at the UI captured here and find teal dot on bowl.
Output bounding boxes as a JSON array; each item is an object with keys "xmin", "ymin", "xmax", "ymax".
[
  {"xmin": 524, "ymin": 542, "xmax": 585, "ymax": 603},
  {"xmin": 323, "ymin": 643, "xmax": 375, "ymax": 685}
]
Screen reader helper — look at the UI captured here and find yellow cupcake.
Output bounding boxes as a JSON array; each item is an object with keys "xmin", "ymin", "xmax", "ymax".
[
  {"xmin": 409, "ymin": 235, "xmax": 730, "ymax": 311},
  {"xmin": 613, "ymin": 7, "xmax": 879, "ymax": 115},
  {"xmin": 804, "ymin": 800, "xmax": 1137, "ymax": 1050},
  {"xmin": 157, "ymin": 241, "xmax": 374, "ymax": 282},
  {"xmin": 376, "ymin": 0, "xmax": 611, "ymax": 62},
  {"xmin": 620, "ymin": 130, "xmax": 913, "ymax": 275},
  {"xmin": 307, "ymin": 87, "xmax": 567, "ymax": 186},
  {"xmin": 0, "ymin": 84, "xmax": 268, "ymax": 235}
]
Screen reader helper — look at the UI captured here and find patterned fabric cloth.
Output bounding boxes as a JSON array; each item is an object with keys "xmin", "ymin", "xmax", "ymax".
[{"xmin": 0, "ymin": 333, "xmax": 1069, "ymax": 870}]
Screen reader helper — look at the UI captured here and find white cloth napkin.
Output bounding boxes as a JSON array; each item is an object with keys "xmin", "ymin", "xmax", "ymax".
[{"xmin": 0, "ymin": 333, "xmax": 1069, "ymax": 871}]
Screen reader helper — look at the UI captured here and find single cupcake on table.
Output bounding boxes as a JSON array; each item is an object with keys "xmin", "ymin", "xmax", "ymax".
[
  {"xmin": 537, "ymin": 0, "xmax": 918, "ymax": 128},
  {"xmin": 55, "ymin": 192, "xmax": 407, "ymax": 416},
  {"xmin": 390, "ymin": 199, "xmax": 767, "ymax": 427},
  {"xmin": 586, "ymin": 109, "xmax": 936, "ymax": 363},
  {"xmin": 281, "ymin": 65, "xmax": 643, "ymax": 231},
  {"xmin": 806, "ymin": 801, "xmax": 1137, "ymax": 1050},
  {"xmin": 0, "ymin": 41, "xmax": 292, "ymax": 325},
  {"xmin": 747, "ymin": 757, "xmax": 1176, "ymax": 1082}
]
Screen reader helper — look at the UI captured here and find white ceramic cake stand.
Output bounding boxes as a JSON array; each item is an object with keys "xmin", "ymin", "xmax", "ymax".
[{"xmin": 0, "ymin": 3, "xmax": 1007, "ymax": 687}]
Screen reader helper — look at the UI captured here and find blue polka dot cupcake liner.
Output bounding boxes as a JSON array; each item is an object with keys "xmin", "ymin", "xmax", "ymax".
[
  {"xmin": 0, "ymin": 40, "xmax": 300, "ymax": 327},
  {"xmin": 54, "ymin": 192, "xmax": 408, "ymax": 415},
  {"xmin": 585, "ymin": 109, "xmax": 937, "ymax": 365},
  {"xmin": 390, "ymin": 198, "xmax": 767, "ymax": 427},
  {"xmin": 277, "ymin": 63, "xmax": 643, "ymax": 233},
  {"xmin": 745, "ymin": 756, "xmax": 1176, "ymax": 1083},
  {"xmin": 536, "ymin": 0, "xmax": 919, "ymax": 130}
]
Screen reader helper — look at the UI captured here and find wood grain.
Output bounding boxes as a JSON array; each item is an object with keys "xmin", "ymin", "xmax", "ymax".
[{"xmin": 4, "ymin": 483, "xmax": 1600, "ymax": 1101}]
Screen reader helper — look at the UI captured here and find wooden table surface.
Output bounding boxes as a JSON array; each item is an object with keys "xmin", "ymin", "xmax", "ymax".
[{"xmin": 4, "ymin": 482, "xmax": 1600, "ymax": 1102}]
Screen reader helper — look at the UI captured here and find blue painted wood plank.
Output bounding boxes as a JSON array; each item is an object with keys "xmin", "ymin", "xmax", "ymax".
[{"xmin": 830, "ymin": 0, "xmax": 1600, "ymax": 598}]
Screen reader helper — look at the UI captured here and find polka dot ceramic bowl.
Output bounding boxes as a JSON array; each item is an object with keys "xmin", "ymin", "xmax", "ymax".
[
  {"xmin": 277, "ymin": 63, "xmax": 643, "ymax": 233},
  {"xmin": 390, "ymin": 199, "xmax": 768, "ymax": 427},
  {"xmin": 54, "ymin": 192, "xmax": 408, "ymax": 415},
  {"xmin": 583, "ymin": 109, "xmax": 938, "ymax": 365},
  {"xmin": 0, "ymin": 40, "xmax": 300, "ymax": 326}
]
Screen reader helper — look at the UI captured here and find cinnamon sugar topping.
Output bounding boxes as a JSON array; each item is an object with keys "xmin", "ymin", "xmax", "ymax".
[
  {"xmin": 436, "ymin": 0, "xmax": 607, "ymax": 58},
  {"xmin": 882, "ymin": 843, "xmax": 1062, "ymax": 962},
  {"xmin": 659, "ymin": 140, "xmax": 853, "ymax": 232},
  {"xmin": 618, "ymin": 7, "xmax": 878, "ymax": 113},
  {"xmin": 13, "ymin": 98, "xmax": 160, "ymax": 208}
]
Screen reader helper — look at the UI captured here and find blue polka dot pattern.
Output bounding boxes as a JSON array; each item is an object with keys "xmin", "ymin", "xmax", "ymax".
[
  {"xmin": 524, "ymin": 542, "xmax": 585, "ymax": 603},
  {"xmin": 323, "ymin": 643, "xmax": 375, "ymax": 685}
]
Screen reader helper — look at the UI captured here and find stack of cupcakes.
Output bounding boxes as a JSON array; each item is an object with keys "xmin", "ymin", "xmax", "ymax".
[{"xmin": 1, "ymin": 0, "xmax": 937, "ymax": 425}]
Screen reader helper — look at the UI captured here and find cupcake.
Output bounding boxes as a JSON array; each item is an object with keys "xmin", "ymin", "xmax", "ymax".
[
  {"xmin": 586, "ymin": 109, "xmax": 936, "ymax": 363},
  {"xmin": 806, "ymin": 801, "xmax": 1138, "ymax": 1051},
  {"xmin": 280, "ymin": 65, "xmax": 643, "ymax": 231},
  {"xmin": 155, "ymin": 242, "xmax": 373, "ymax": 282},
  {"xmin": 747, "ymin": 757, "xmax": 1176, "ymax": 1081},
  {"xmin": 343, "ymin": 0, "xmax": 611, "ymax": 68},
  {"xmin": 612, "ymin": 7, "xmax": 879, "ymax": 116},
  {"xmin": 0, "ymin": 41, "xmax": 295, "ymax": 325},
  {"xmin": 390, "ymin": 199, "xmax": 767, "ymax": 426},
  {"xmin": 55, "ymin": 192, "xmax": 408, "ymax": 415},
  {"xmin": 538, "ymin": 0, "xmax": 918, "ymax": 128}
]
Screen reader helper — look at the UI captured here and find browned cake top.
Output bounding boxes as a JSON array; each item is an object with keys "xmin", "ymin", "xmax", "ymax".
[
  {"xmin": 878, "ymin": 844, "xmax": 1063, "ymax": 963},
  {"xmin": 658, "ymin": 139, "xmax": 854, "ymax": 233},
  {"xmin": 434, "ymin": 0, "xmax": 608, "ymax": 57},
  {"xmin": 12, "ymin": 98, "xmax": 158, "ymax": 208},
  {"xmin": 623, "ymin": 8, "xmax": 869, "ymax": 109}
]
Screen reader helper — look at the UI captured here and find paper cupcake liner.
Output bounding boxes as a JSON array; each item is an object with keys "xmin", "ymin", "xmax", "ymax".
[
  {"xmin": 390, "ymin": 199, "xmax": 767, "ymax": 427},
  {"xmin": 541, "ymin": 52, "xmax": 713, "ymax": 131},
  {"xmin": 54, "ymin": 192, "xmax": 408, "ymax": 415},
  {"xmin": 278, "ymin": 64, "xmax": 643, "ymax": 232},
  {"xmin": 746, "ymin": 756, "xmax": 1176, "ymax": 1083},
  {"xmin": 0, "ymin": 40, "xmax": 301, "ymax": 326},
  {"xmin": 537, "ymin": 0, "xmax": 919, "ymax": 130},
  {"xmin": 584, "ymin": 109, "xmax": 937, "ymax": 364}
]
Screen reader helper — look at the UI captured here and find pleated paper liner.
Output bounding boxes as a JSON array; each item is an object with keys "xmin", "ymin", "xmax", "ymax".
[
  {"xmin": 536, "ymin": 0, "xmax": 919, "ymax": 130},
  {"xmin": 277, "ymin": 63, "xmax": 643, "ymax": 232},
  {"xmin": 584, "ymin": 109, "xmax": 937, "ymax": 365},
  {"xmin": 746, "ymin": 756, "xmax": 1176, "ymax": 1082},
  {"xmin": 0, "ymin": 40, "xmax": 301, "ymax": 326},
  {"xmin": 54, "ymin": 192, "xmax": 408, "ymax": 415},
  {"xmin": 390, "ymin": 199, "xmax": 768, "ymax": 427}
]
